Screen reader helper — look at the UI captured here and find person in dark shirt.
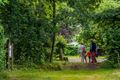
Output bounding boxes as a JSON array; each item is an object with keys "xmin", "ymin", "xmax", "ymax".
[{"xmin": 90, "ymin": 39, "xmax": 97, "ymax": 63}]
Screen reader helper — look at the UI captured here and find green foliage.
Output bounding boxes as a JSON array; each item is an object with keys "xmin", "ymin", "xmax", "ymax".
[
  {"xmin": 102, "ymin": 60, "xmax": 120, "ymax": 69},
  {"xmin": 76, "ymin": 0, "xmax": 120, "ymax": 65},
  {"xmin": 55, "ymin": 35, "xmax": 67, "ymax": 59},
  {"xmin": 0, "ymin": 0, "xmax": 53, "ymax": 64},
  {"xmin": 65, "ymin": 45, "xmax": 78, "ymax": 56},
  {"xmin": 0, "ymin": 0, "xmax": 120, "ymax": 67},
  {"xmin": 0, "ymin": 25, "xmax": 6, "ymax": 71},
  {"xmin": 0, "ymin": 0, "xmax": 75, "ymax": 64},
  {"xmin": 101, "ymin": 60, "xmax": 115, "ymax": 69},
  {"xmin": 94, "ymin": 2, "xmax": 120, "ymax": 64},
  {"xmin": 56, "ymin": 35, "xmax": 67, "ymax": 47}
]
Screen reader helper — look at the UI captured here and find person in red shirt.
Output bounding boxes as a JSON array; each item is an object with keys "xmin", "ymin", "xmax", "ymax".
[
  {"xmin": 86, "ymin": 50, "xmax": 97, "ymax": 63},
  {"xmin": 86, "ymin": 50, "xmax": 91, "ymax": 63}
]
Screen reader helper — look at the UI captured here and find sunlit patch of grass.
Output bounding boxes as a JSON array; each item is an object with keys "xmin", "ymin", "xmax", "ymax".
[{"xmin": 2, "ymin": 69, "xmax": 120, "ymax": 80}]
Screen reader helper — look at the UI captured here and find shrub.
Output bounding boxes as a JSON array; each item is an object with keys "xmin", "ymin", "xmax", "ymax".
[
  {"xmin": 101, "ymin": 60, "xmax": 115, "ymax": 69},
  {"xmin": 65, "ymin": 45, "xmax": 78, "ymax": 56},
  {"xmin": 0, "ymin": 26, "xmax": 6, "ymax": 71}
]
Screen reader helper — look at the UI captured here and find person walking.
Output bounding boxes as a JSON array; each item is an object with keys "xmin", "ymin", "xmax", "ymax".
[
  {"xmin": 86, "ymin": 49, "xmax": 92, "ymax": 63},
  {"xmin": 90, "ymin": 39, "xmax": 97, "ymax": 63},
  {"xmin": 80, "ymin": 43, "xmax": 87, "ymax": 63}
]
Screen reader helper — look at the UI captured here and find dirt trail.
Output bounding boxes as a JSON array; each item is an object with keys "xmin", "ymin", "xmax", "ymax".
[
  {"xmin": 68, "ymin": 57, "xmax": 106, "ymax": 63},
  {"xmin": 63, "ymin": 62, "xmax": 102, "ymax": 70},
  {"xmin": 65, "ymin": 57, "xmax": 106, "ymax": 70}
]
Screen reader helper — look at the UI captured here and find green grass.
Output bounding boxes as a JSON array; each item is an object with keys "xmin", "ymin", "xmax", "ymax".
[
  {"xmin": 0, "ymin": 56, "xmax": 118, "ymax": 80},
  {"xmin": 1, "ymin": 69, "xmax": 120, "ymax": 80}
]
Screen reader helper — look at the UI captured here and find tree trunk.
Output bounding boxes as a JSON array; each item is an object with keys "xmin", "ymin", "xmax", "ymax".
[
  {"xmin": 59, "ymin": 47, "xmax": 64, "ymax": 61},
  {"xmin": 50, "ymin": 0, "xmax": 56, "ymax": 62}
]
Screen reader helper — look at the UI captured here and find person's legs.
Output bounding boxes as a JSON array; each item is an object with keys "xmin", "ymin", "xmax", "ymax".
[
  {"xmin": 91, "ymin": 56, "xmax": 93, "ymax": 63},
  {"xmin": 84, "ymin": 56, "xmax": 87, "ymax": 63},
  {"xmin": 80, "ymin": 52, "xmax": 84, "ymax": 63},
  {"xmin": 94, "ymin": 51, "xmax": 97, "ymax": 63},
  {"xmin": 91, "ymin": 51, "xmax": 94, "ymax": 63},
  {"xmin": 81, "ymin": 53, "xmax": 85, "ymax": 63},
  {"xmin": 88, "ymin": 56, "xmax": 91, "ymax": 63},
  {"xmin": 81, "ymin": 55, "xmax": 84, "ymax": 63},
  {"xmin": 94, "ymin": 56, "xmax": 97, "ymax": 63},
  {"xmin": 80, "ymin": 54, "xmax": 82, "ymax": 62}
]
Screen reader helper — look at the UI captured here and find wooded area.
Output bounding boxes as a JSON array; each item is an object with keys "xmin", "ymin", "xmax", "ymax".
[{"xmin": 0, "ymin": 0, "xmax": 120, "ymax": 79}]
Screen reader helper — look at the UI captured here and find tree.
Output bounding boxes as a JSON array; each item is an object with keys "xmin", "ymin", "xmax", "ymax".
[
  {"xmin": 76, "ymin": 0, "xmax": 120, "ymax": 64},
  {"xmin": 94, "ymin": 7, "xmax": 120, "ymax": 64},
  {"xmin": 0, "ymin": 0, "xmax": 54, "ymax": 64},
  {"xmin": 50, "ymin": 0, "xmax": 56, "ymax": 62}
]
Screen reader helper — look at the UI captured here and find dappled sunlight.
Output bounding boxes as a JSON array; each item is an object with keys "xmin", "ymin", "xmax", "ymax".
[{"xmin": 0, "ymin": 0, "xmax": 120, "ymax": 80}]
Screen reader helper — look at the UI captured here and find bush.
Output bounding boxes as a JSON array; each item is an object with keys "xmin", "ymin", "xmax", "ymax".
[
  {"xmin": 114, "ymin": 63, "xmax": 120, "ymax": 68},
  {"xmin": 14, "ymin": 62, "xmax": 63, "ymax": 71},
  {"xmin": 65, "ymin": 45, "xmax": 78, "ymax": 56},
  {"xmin": 101, "ymin": 60, "xmax": 115, "ymax": 69},
  {"xmin": 0, "ymin": 26, "xmax": 6, "ymax": 71}
]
